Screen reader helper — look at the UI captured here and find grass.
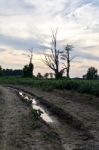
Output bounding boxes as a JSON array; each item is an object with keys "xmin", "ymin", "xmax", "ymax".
[
  {"xmin": 31, "ymin": 108, "xmax": 42, "ymax": 120},
  {"xmin": 32, "ymin": 121, "xmax": 42, "ymax": 129},
  {"xmin": 43, "ymin": 130, "xmax": 59, "ymax": 140},
  {"xmin": 0, "ymin": 76, "xmax": 99, "ymax": 97}
]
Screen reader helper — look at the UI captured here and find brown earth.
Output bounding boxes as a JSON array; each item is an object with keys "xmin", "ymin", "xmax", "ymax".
[
  {"xmin": 0, "ymin": 86, "xmax": 63, "ymax": 150},
  {"xmin": 7, "ymin": 85, "xmax": 99, "ymax": 150}
]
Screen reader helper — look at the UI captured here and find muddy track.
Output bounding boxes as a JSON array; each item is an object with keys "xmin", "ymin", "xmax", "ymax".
[
  {"xmin": 5, "ymin": 85, "xmax": 99, "ymax": 150},
  {"xmin": 0, "ymin": 86, "xmax": 63, "ymax": 150}
]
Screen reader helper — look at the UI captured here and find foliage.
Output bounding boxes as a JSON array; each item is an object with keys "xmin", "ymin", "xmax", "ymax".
[
  {"xmin": 0, "ymin": 76, "xmax": 99, "ymax": 97},
  {"xmin": 44, "ymin": 73, "xmax": 49, "ymax": 79},
  {"xmin": 28, "ymin": 63, "xmax": 34, "ymax": 77},
  {"xmin": 83, "ymin": 67, "xmax": 98, "ymax": 80},
  {"xmin": 37, "ymin": 73, "xmax": 43, "ymax": 79},
  {"xmin": 49, "ymin": 73, "xmax": 54, "ymax": 78},
  {"xmin": 2, "ymin": 69, "xmax": 23, "ymax": 76},
  {"xmin": 0, "ymin": 66, "xmax": 2, "ymax": 76},
  {"xmin": 23, "ymin": 63, "xmax": 34, "ymax": 77},
  {"xmin": 23, "ymin": 49, "xmax": 34, "ymax": 77},
  {"xmin": 31, "ymin": 108, "xmax": 42, "ymax": 120},
  {"xmin": 43, "ymin": 131, "xmax": 59, "ymax": 140},
  {"xmin": 32, "ymin": 121, "xmax": 41, "ymax": 129}
]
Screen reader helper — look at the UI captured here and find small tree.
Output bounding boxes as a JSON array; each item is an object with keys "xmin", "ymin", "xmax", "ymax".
[
  {"xmin": 23, "ymin": 65, "xmax": 29, "ymax": 77},
  {"xmin": 44, "ymin": 73, "xmax": 49, "ymax": 79},
  {"xmin": 83, "ymin": 67, "xmax": 98, "ymax": 80},
  {"xmin": 49, "ymin": 73, "xmax": 54, "ymax": 79},
  {"xmin": 37, "ymin": 73, "xmax": 43, "ymax": 79},
  {"xmin": 61, "ymin": 44, "xmax": 74, "ymax": 78}
]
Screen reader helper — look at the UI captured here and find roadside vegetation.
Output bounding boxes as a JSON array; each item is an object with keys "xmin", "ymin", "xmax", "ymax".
[{"xmin": 1, "ymin": 76, "xmax": 99, "ymax": 97}]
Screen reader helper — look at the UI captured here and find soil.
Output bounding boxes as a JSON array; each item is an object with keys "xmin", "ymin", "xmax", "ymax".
[
  {"xmin": 0, "ymin": 86, "xmax": 63, "ymax": 150},
  {"xmin": 6, "ymin": 85, "xmax": 99, "ymax": 150}
]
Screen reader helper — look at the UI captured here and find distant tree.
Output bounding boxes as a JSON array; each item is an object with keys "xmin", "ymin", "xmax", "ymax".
[
  {"xmin": 2, "ymin": 69, "xmax": 23, "ymax": 76},
  {"xmin": 44, "ymin": 73, "xmax": 49, "ymax": 79},
  {"xmin": 0, "ymin": 66, "xmax": 2, "ymax": 76},
  {"xmin": 61, "ymin": 44, "xmax": 74, "ymax": 78},
  {"xmin": 37, "ymin": 73, "xmax": 43, "ymax": 79},
  {"xmin": 23, "ymin": 65, "xmax": 29, "ymax": 77},
  {"xmin": 43, "ymin": 29, "xmax": 63, "ymax": 79},
  {"xmin": 49, "ymin": 73, "xmax": 54, "ymax": 78},
  {"xmin": 83, "ymin": 67, "xmax": 98, "ymax": 80},
  {"xmin": 28, "ymin": 63, "xmax": 33, "ymax": 77}
]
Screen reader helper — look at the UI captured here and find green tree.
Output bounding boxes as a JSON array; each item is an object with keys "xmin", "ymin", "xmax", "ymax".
[
  {"xmin": 28, "ymin": 63, "xmax": 34, "ymax": 77},
  {"xmin": 83, "ymin": 67, "xmax": 98, "ymax": 80},
  {"xmin": 23, "ymin": 65, "xmax": 29, "ymax": 77},
  {"xmin": 37, "ymin": 73, "xmax": 43, "ymax": 79},
  {"xmin": 0, "ymin": 66, "xmax": 2, "ymax": 76},
  {"xmin": 44, "ymin": 73, "xmax": 49, "ymax": 79},
  {"xmin": 49, "ymin": 73, "xmax": 54, "ymax": 78}
]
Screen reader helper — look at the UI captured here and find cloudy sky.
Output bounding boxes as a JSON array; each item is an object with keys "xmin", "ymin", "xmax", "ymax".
[{"xmin": 0, "ymin": 0, "xmax": 99, "ymax": 77}]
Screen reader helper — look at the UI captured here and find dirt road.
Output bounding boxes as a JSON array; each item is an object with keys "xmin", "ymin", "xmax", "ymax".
[
  {"xmin": 0, "ymin": 86, "xmax": 63, "ymax": 150},
  {"xmin": 7, "ymin": 85, "xmax": 99, "ymax": 150}
]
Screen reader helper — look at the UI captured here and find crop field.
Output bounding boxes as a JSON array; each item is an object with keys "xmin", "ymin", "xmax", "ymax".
[{"xmin": 0, "ymin": 76, "xmax": 99, "ymax": 97}]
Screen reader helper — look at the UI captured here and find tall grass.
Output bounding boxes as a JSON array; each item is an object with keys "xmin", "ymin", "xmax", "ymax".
[{"xmin": 0, "ymin": 76, "xmax": 99, "ymax": 96}]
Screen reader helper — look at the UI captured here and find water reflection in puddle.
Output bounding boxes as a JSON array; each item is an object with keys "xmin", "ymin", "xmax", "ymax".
[{"xmin": 19, "ymin": 92, "xmax": 53, "ymax": 123}]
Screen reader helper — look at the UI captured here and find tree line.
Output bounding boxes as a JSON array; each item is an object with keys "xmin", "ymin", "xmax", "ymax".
[{"xmin": 0, "ymin": 67, "xmax": 23, "ymax": 76}]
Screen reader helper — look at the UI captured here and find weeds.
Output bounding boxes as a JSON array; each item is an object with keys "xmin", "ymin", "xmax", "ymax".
[
  {"xmin": 32, "ymin": 122, "xmax": 42, "ymax": 129},
  {"xmin": 43, "ymin": 130, "xmax": 59, "ymax": 140},
  {"xmin": 0, "ymin": 76, "xmax": 99, "ymax": 97},
  {"xmin": 31, "ymin": 109, "xmax": 42, "ymax": 120}
]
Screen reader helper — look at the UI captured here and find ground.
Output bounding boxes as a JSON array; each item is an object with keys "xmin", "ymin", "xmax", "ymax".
[
  {"xmin": 0, "ymin": 86, "xmax": 63, "ymax": 150},
  {"xmin": 7, "ymin": 85, "xmax": 99, "ymax": 150},
  {"xmin": 1, "ymin": 84, "xmax": 99, "ymax": 150}
]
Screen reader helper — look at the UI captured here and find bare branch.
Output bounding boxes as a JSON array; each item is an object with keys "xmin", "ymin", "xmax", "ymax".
[
  {"xmin": 42, "ymin": 29, "xmax": 62, "ymax": 78},
  {"xmin": 70, "ymin": 56, "xmax": 76, "ymax": 61},
  {"xmin": 61, "ymin": 44, "xmax": 75, "ymax": 78}
]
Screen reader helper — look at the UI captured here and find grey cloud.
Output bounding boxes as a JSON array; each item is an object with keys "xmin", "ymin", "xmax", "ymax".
[
  {"xmin": 62, "ymin": 0, "xmax": 85, "ymax": 16},
  {"xmin": 75, "ymin": 50, "xmax": 99, "ymax": 61},
  {"xmin": 81, "ymin": 45, "xmax": 99, "ymax": 50},
  {"xmin": 0, "ymin": 34, "xmax": 48, "ymax": 52},
  {"xmin": 62, "ymin": 0, "xmax": 99, "ymax": 17},
  {"xmin": 0, "ymin": 0, "xmax": 35, "ymax": 16}
]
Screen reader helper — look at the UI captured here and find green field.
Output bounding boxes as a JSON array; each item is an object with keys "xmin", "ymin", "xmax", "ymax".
[{"xmin": 0, "ymin": 76, "xmax": 99, "ymax": 96}]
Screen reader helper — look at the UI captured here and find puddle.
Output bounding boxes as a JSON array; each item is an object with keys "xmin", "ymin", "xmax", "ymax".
[{"xmin": 19, "ymin": 91, "xmax": 53, "ymax": 123}]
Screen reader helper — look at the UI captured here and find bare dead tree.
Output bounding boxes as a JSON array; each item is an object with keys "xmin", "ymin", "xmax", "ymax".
[
  {"xmin": 61, "ymin": 44, "xmax": 75, "ymax": 78},
  {"xmin": 27, "ymin": 49, "xmax": 33, "ymax": 64},
  {"xmin": 43, "ymin": 30, "xmax": 63, "ymax": 79},
  {"xmin": 23, "ymin": 48, "xmax": 33, "ymax": 64}
]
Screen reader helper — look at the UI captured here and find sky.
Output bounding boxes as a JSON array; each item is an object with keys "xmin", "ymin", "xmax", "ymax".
[{"xmin": 0, "ymin": 0, "xmax": 99, "ymax": 77}]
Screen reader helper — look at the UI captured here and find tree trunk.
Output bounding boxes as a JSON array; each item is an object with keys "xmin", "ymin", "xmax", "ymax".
[{"xmin": 67, "ymin": 59, "xmax": 70, "ymax": 78}]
